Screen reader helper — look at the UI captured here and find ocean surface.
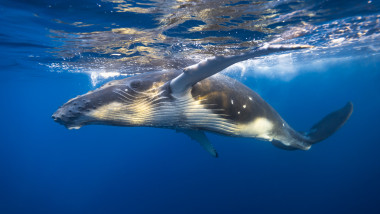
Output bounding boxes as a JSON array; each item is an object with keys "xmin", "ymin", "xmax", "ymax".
[{"xmin": 0, "ymin": 0, "xmax": 379, "ymax": 213}]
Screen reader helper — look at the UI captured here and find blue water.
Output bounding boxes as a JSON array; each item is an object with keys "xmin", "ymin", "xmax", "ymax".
[{"xmin": 1, "ymin": 0, "xmax": 380, "ymax": 213}]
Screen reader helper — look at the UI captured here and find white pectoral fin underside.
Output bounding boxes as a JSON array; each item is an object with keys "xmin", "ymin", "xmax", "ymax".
[
  {"xmin": 177, "ymin": 129, "xmax": 218, "ymax": 158},
  {"xmin": 169, "ymin": 44, "xmax": 312, "ymax": 95}
]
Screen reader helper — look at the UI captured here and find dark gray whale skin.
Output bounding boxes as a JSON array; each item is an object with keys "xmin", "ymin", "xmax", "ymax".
[
  {"xmin": 52, "ymin": 44, "xmax": 353, "ymax": 154},
  {"xmin": 52, "ymin": 70, "xmax": 353, "ymax": 152}
]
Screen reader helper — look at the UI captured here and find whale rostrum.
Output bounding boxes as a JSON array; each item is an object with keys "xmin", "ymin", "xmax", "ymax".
[{"xmin": 52, "ymin": 44, "xmax": 353, "ymax": 157}]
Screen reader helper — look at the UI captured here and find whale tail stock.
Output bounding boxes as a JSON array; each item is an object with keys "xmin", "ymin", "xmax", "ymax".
[{"xmin": 272, "ymin": 102, "xmax": 354, "ymax": 150}]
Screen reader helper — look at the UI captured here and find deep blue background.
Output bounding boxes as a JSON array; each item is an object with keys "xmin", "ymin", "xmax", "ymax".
[
  {"xmin": 1, "ymin": 56, "xmax": 379, "ymax": 214},
  {"xmin": 1, "ymin": 0, "xmax": 380, "ymax": 213}
]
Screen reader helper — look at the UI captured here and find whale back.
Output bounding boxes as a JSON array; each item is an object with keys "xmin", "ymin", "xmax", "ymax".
[{"xmin": 191, "ymin": 74, "xmax": 283, "ymax": 126}]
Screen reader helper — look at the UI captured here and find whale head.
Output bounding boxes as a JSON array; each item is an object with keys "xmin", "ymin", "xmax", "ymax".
[{"xmin": 52, "ymin": 71, "xmax": 178, "ymax": 129}]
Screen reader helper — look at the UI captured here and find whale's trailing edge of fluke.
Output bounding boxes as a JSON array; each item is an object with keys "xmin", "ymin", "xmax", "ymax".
[{"xmin": 306, "ymin": 101, "xmax": 353, "ymax": 144}]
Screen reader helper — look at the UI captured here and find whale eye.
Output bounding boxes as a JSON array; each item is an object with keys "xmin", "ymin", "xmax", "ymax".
[{"xmin": 130, "ymin": 80, "xmax": 142, "ymax": 89}]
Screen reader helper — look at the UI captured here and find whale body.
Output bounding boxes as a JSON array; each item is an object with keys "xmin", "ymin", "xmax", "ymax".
[{"xmin": 52, "ymin": 44, "xmax": 353, "ymax": 157}]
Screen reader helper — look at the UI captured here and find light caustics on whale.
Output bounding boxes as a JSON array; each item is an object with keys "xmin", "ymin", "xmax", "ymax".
[{"xmin": 52, "ymin": 44, "xmax": 353, "ymax": 157}]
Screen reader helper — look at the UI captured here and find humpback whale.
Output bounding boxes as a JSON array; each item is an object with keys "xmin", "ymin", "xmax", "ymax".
[{"xmin": 52, "ymin": 44, "xmax": 353, "ymax": 157}]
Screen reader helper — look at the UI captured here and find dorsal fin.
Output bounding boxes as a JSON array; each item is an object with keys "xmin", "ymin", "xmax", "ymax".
[{"xmin": 170, "ymin": 44, "xmax": 312, "ymax": 96}]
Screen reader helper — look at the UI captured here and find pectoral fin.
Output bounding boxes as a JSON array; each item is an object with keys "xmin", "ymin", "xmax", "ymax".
[
  {"xmin": 177, "ymin": 129, "xmax": 218, "ymax": 157},
  {"xmin": 170, "ymin": 44, "xmax": 312, "ymax": 96}
]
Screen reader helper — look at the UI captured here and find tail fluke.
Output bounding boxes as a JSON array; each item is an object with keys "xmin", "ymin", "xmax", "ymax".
[
  {"xmin": 272, "ymin": 102, "xmax": 353, "ymax": 151},
  {"xmin": 306, "ymin": 102, "xmax": 353, "ymax": 144}
]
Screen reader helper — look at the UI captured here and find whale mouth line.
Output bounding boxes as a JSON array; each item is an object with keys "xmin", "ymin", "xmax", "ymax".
[{"xmin": 51, "ymin": 113, "xmax": 83, "ymax": 130}]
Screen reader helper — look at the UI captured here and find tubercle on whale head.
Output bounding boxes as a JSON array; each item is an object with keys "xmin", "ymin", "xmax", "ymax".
[
  {"xmin": 51, "ymin": 78, "xmax": 127, "ymax": 129},
  {"xmin": 51, "ymin": 94, "xmax": 95, "ymax": 129}
]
